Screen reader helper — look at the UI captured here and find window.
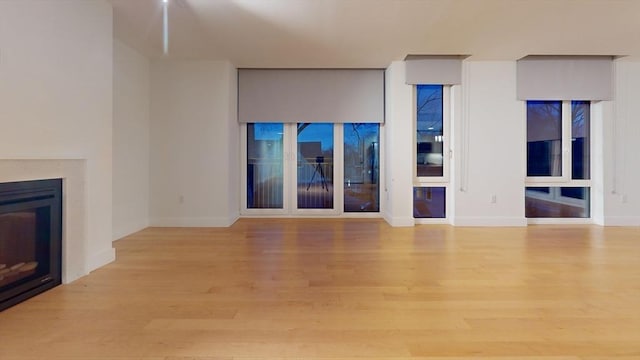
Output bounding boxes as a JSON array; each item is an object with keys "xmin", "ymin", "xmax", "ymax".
[
  {"xmin": 246, "ymin": 123, "xmax": 284, "ymax": 209},
  {"xmin": 297, "ymin": 123, "xmax": 334, "ymax": 209},
  {"xmin": 571, "ymin": 101, "xmax": 591, "ymax": 180},
  {"xmin": 413, "ymin": 187, "xmax": 446, "ymax": 218},
  {"xmin": 525, "ymin": 186, "xmax": 590, "ymax": 218},
  {"xmin": 416, "ymin": 85, "xmax": 444, "ymax": 178},
  {"xmin": 525, "ymin": 101, "xmax": 591, "ymax": 218},
  {"xmin": 344, "ymin": 123, "xmax": 379, "ymax": 212},
  {"xmin": 526, "ymin": 101, "xmax": 562, "ymax": 177},
  {"xmin": 414, "ymin": 85, "xmax": 449, "ymax": 219},
  {"xmin": 243, "ymin": 123, "xmax": 380, "ymax": 215}
]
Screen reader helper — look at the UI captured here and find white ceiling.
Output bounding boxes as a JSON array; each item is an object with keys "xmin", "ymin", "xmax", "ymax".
[{"xmin": 110, "ymin": 0, "xmax": 640, "ymax": 68}]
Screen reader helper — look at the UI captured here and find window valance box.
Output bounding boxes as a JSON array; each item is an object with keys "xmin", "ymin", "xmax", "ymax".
[
  {"xmin": 404, "ymin": 55, "xmax": 466, "ymax": 85},
  {"xmin": 238, "ymin": 69, "xmax": 384, "ymax": 124},
  {"xmin": 517, "ymin": 55, "xmax": 614, "ymax": 101}
]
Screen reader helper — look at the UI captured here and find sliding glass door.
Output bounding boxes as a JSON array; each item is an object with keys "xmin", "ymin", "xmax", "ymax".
[
  {"xmin": 296, "ymin": 123, "xmax": 334, "ymax": 210},
  {"xmin": 246, "ymin": 123, "xmax": 284, "ymax": 209},
  {"xmin": 344, "ymin": 123, "xmax": 379, "ymax": 212},
  {"xmin": 243, "ymin": 123, "xmax": 379, "ymax": 215}
]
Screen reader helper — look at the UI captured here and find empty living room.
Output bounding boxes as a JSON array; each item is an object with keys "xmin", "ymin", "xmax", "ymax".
[{"xmin": 1, "ymin": 0, "xmax": 640, "ymax": 359}]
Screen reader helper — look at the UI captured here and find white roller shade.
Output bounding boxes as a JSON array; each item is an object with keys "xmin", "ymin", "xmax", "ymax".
[
  {"xmin": 517, "ymin": 55, "xmax": 614, "ymax": 100},
  {"xmin": 404, "ymin": 55, "xmax": 466, "ymax": 85},
  {"xmin": 238, "ymin": 69, "xmax": 384, "ymax": 123}
]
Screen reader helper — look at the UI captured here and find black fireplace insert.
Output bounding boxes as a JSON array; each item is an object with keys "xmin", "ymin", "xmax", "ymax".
[{"xmin": 0, "ymin": 178, "xmax": 62, "ymax": 311}]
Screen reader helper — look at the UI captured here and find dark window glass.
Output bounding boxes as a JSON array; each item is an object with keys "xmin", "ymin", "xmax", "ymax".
[
  {"xmin": 527, "ymin": 101, "xmax": 562, "ymax": 177},
  {"xmin": 413, "ymin": 187, "xmax": 446, "ymax": 218},
  {"xmin": 416, "ymin": 85, "xmax": 444, "ymax": 177},
  {"xmin": 297, "ymin": 123, "xmax": 334, "ymax": 209},
  {"xmin": 525, "ymin": 187, "xmax": 590, "ymax": 218},
  {"xmin": 344, "ymin": 124, "xmax": 379, "ymax": 212},
  {"xmin": 571, "ymin": 101, "xmax": 590, "ymax": 180},
  {"xmin": 247, "ymin": 123, "xmax": 284, "ymax": 208}
]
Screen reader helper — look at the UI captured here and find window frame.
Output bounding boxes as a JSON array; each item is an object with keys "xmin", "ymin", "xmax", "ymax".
[
  {"xmin": 343, "ymin": 123, "xmax": 381, "ymax": 213},
  {"xmin": 525, "ymin": 100, "xmax": 594, "ymax": 222},
  {"xmin": 525, "ymin": 100, "xmax": 592, "ymax": 187},
  {"xmin": 525, "ymin": 187, "xmax": 590, "ymax": 209},
  {"xmin": 413, "ymin": 186, "xmax": 447, "ymax": 219},
  {"xmin": 413, "ymin": 85, "xmax": 452, "ymax": 223},
  {"xmin": 240, "ymin": 123, "xmax": 384, "ymax": 218},
  {"xmin": 414, "ymin": 85, "xmax": 451, "ymax": 183},
  {"xmin": 241, "ymin": 123, "xmax": 292, "ymax": 216}
]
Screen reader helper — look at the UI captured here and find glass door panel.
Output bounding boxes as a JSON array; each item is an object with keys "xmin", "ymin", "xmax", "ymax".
[
  {"xmin": 344, "ymin": 123, "xmax": 379, "ymax": 212},
  {"xmin": 297, "ymin": 123, "xmax": 334, "ymax": 209},
  {"xmin": 247, "ymin": 123, "xmax": 284, "ymax": 209}
]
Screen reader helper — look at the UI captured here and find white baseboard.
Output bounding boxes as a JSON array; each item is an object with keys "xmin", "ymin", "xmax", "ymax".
[
  {"xmin": 150, "ymin": 216, "xmax": 238, "ymax": 227},
  {"xmin": 112, "ymin": 218, "xmax": 149, "ymax": 241},
  {"xmin": 87, "ymin": 247, "xmax": 116, "ymax": 273},
  {"xmin": 603, "ymin": 216, "xmax": 640, "ymax": 226},
  {"xmin": 227, "ymin": 213, "xmax": 240, "ymax": 226},
  {"xmin": 453, "ymin": 216, "xmax": 527, "ymax": 227},
  {"xmin": 527, "ymin": 218, "xmax": 595, "ymax": 225},
  {"xmin": 383, "ymin": 213, "xmax": 415, "ymax": 227}
]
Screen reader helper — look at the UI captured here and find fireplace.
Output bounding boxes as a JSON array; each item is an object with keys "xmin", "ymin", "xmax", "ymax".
[{"xmin": 0, "ymin": 178, "xmax": 62, "ymax": 311}]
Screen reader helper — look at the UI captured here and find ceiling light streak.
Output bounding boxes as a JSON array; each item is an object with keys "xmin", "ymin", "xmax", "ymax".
[{"xmin": 163, "ymin": 0, "xmax": 169, "ymax": 54}]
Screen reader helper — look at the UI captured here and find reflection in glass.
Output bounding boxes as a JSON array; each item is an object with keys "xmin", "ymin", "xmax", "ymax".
[
  {"xmin": 527, "ymin": 101, "xmax": 562, "ymax": 176},
  {"xmin": 0, "ymin": 209, "xmax": 44, "ymax": 289},
  {"xmin": 247, "ymin": 123, "xmax": 284, "ymax": 208},
  {"xmin": 297, "ymin": 123, "xmax": 334, "ymax": 209},
  {"xmin": 525, "ymin": 186, "xmax": 590, "ymax": 218},
  {"xmin": 413, "ymin": 187, "xmax": 446, "ymax": 218},
  {"xmin": 344, "ymin": 123, "xmax": 379, "ymax": 212},
  {"xmin": 416, "ymin": 85, "xmax": 444, "ymax": 177},
  {"xmin": 572, "ymin": 101, "xmax": 590, "ymax": 180}
]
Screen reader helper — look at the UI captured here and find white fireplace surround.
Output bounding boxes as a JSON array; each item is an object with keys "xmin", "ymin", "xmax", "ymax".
[{"xmin": 0, "ymin": 159, "xmax": 88, "ymax": 283}]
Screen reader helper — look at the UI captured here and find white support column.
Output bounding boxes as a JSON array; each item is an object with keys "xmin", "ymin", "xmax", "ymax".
[{"xmin": 383, "ymin": 62, "xmax": 415, "ymax": 226}]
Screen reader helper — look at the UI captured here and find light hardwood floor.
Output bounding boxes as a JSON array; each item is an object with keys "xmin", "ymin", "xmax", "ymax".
[{"xmin": 1, "ymin": 219, "xmax": 640, "ymax": 359}]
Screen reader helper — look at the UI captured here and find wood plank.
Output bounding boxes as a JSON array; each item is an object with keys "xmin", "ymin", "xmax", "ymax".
[{"xmin": 0, "ymin": 219, "xmax": 639, "ymax": 359}]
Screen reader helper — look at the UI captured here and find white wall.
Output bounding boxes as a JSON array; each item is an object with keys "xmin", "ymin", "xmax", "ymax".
[
  {"xmin": 383, "ymin": 61, "xmax": 415, "ymax": 226},
  {"xmin": 150, "ymin": 60, "xmax": 239, "ymax": 227},
  {"xmin": 225, "ymin": 62, "xmax": 240, "ymax": 222},
  {"xmin": 144, "ymin": 58, "xmax": 637, "ymax": 228},
  {"xmin": 454, "ymin": 61, "xmax": 526, "ymax": 226},
  {"xmin": 383, "ymin": 59, "xmax": 638, "ymax": 227},
  {"xmin": 602, "ymin": 60, "xmax": 640, "ymax": 225},
  {"xmin": 383, "ymin": 61, "xmax": 527, "ymax": 227},
  {"xmin": 0, "ymin": 0, "xmax": 114, "ymax": 271},
  {"xmin": 113, "ymin": 39, "xmax": 150, "ymax": 239}
]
